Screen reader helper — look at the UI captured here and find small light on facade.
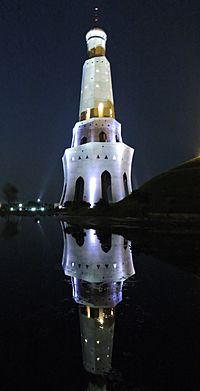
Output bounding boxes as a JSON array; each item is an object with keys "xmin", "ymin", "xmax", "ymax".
[
  {"xmin": 19, "ymin": 208, "xmax": 22, "ymax": 211},
  {"xmin": 96, "ymin": 340, "xmax": 100, "ymax": 344},
  {"xmin": 71, "ymin": 262, "xmax": 75, "ymax": 267},
  {"xmin": 98, "ymin": 102, "xmax": 104, "ymax": 117},
  {"xmin": 40, "ymin": 207, "xmax": 45, "ymax": 211},
  {"xmin": 97, "ymin": 357, "xmax": 100, "ymax": 361},
  {"xmin": 107, "ymin": 354, "xmax": 109, "ymax": 358},
  {"xmin": 19, "ymin": 203, "xmax": 22, "ymax": 208},
  {"xmin": 37, "ymin": 198, "xmax": 41, "ymax": 203},
  {"xmin": 96, "ymin": 69, "xmax": 99, "ymax": 73},
  {"xmin": 10, "ymin": 207, "xmax": 14, "ymax": 211},
  {"xmin": 58, "ymin": 205, "xmax": 62, "ymax": 209},
  {"xmin": 96, "ymin": 84, "xmax": 99, "ymax": 88},
  {"xmin": 113, "ymin": 263, "xmax": 117, "ymax": 269},
  {"xmin": 84, "ymin": 338, "xmax": 88, "ymax": 343},
  {"xmin": 31, "ymin": 207, "xmax": 36, "ymax": 212}
]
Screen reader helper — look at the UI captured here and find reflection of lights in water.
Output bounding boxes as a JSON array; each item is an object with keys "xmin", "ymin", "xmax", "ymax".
[
  {"xmin": 86, "ymin": 306, "xmax": 90, "ymax": 318},
  {"xmin": 89, "ymin": 229, "xmax": 96, "ymax": 244}
]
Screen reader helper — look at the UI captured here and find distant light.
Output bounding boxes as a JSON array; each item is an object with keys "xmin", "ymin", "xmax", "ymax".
[
  {"xmin": 58, "ymin": 205, "xmax": 62, "ymax": 209},
  {"xmin": 10, "ymin": 207, "xmax": 14, "ymax": 211},
  {"xmin": 40, "ymin": 207, "xmax": 45, "ymax": 211},
  {"xmin": 37, "ymin": 198, "xmax": 41, "ymax": 203},
  {"xmin": 96, "ymin": 357, "xmax": 100, "ymax": 361},
  {"xmin": 84, "ymin": 338, "xmax": 88, "ymax": 343},
  {"xmin": 19, "ymin": 203, "xmax": 22, "ymax": 207},
  {"xmin": 71, "ymin": 262, "xmax": 75, "ymax": 267},
  {"xmin": 107, "ymin": 354, "xmax": 109, "ymax": 358},
  {"xmin": 31, "ymin": 207, "xmax": 36, "ymax": 212},
  {"xmin": 96, "ymin": 340, "xmax": 100, "ymax": 344},
  {"xmin": 19, "ymin": 208, "xmax": 22, "ymax": 211},
  {"xmin": 36, "ymin": 220, "xmax": 40, "ymax": 224}
]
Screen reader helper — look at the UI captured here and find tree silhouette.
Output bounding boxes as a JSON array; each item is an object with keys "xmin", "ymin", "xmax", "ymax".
[{"xmin": 2, "ymin": 183, "xmax": 19, "ymax": 203}]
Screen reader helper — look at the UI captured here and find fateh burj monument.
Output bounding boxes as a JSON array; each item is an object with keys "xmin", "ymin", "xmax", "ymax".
[{"xmin": 60, "ymin": 12, "xmax": 134, "ymax": 207}]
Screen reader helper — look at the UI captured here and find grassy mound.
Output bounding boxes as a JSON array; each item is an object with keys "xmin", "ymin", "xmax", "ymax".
[{"xmin": 113, "ymin": 156, "xmax": 200, "ymax": 216}]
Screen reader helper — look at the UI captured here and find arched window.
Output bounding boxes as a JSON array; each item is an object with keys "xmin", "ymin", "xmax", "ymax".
[
  {"xmin": 101, "ymin": 170, "xmax": 112, "ymax": 202},
  {"xmin": 99, "ymin": 131, "xmax": 107, "ymax": 142},
  {"xmin": 80, "ymin": 136, "xmax": 87, "ymax": 145},
  {"xmin": 123, "ymin": 172, "xmax": 129, "ymax": 197},
  {"xmin": 74, "ymin": 177, "xmax": 84, "ymax": 202}
]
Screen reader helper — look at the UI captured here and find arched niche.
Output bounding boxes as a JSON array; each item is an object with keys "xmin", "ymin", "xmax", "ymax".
[
  {"xmin": 99, "ymin": 131, "xmax": 107, "ymax": 142},
  {"xmin": 101, "ymin": 170, "xmax": 112, "ymax": 202},
  {"xmin": 74, "ymin": 176, "xmax": 84, "ymax": 202},
  {"xmin": 80, "ymin": 136, "xmax": 87, "ymax": 145},
  {"xmin": 123, "ymin": 172, "xmax": 129, "ymax": 196}
]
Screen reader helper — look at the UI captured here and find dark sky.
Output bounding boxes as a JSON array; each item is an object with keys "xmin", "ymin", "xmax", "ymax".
[{"xmin": 0, "ymin": 0, "xmax": 200, "ymax": 202}]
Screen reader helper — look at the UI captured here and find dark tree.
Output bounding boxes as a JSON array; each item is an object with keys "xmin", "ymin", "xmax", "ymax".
[{"xmin": 2, "ymin": 183, "xmax": 19, "ymax": 203}]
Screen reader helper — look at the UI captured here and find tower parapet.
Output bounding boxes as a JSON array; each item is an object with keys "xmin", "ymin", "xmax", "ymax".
[{"xmin": 61, "ymin": 26, "xmax": 134, "ymax": 207}]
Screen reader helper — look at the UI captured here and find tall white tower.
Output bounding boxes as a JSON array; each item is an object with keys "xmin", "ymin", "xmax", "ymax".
[{"xmin": 61, "ymin": 27, "xmax": 134, "ymax": 207}]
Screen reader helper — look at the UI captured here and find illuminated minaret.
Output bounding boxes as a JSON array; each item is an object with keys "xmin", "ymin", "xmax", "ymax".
[
  {"xmin": 61, "ymin": 223, "xmax": 135, "ymax": 390},
  {"xmin": 60, "ymin": 25, "xmax": 134, "ymax": 207}
]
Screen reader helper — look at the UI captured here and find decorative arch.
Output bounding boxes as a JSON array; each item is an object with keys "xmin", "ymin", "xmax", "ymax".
[
  {"xmin": 74, "ymin": 176, "xmax": 84, "ymax": 202},
  {"xmin": 123, "ymin": 172, "xmax": 129, "ymax": 196},
  {"xmin": 101, "ymin": 170, "xmax": 112, "ymax": 202},
  {"xmin": 80, "ymin": 136, "xmax": 87, "ymax": 145},
  {"xmin": 99, "ymin": 131, "xmax": 107, "ymax": 142}
]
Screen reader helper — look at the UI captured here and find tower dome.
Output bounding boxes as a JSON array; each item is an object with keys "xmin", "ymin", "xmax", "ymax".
[{"xmin": 86, "ymin": 28, "xmax": 107, "ymax": 58}]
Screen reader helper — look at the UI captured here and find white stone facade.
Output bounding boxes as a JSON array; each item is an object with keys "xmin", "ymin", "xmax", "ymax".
[{"xmin": 61, "ymin": 27, "xmax": 134, "ymax": 206}]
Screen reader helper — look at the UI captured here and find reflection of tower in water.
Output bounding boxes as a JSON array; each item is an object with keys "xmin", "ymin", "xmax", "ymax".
[{"xmin": 61, "ymin": 223, "xmax": 135, "ymax": 390}]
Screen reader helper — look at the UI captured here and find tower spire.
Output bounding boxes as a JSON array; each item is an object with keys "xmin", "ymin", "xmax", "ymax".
[{"xmin": 94, "ymin": 6, "xmax": 99, "ymax": 26}]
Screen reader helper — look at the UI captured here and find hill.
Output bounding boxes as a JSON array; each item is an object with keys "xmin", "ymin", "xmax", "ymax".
[{"xmin": 113, "ymin": 156, "xmax": 200, "ymax": 216}]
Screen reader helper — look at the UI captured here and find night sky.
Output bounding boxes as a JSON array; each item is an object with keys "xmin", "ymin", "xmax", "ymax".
[{"xmin": 0, "ymin": 0, "xmax": 200, "ymax": 202}]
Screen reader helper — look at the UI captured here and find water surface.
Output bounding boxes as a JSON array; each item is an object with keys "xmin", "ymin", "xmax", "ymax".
[{"xmin": 1, "ymin": 217, "xmax": 199, "ymax": 391}]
